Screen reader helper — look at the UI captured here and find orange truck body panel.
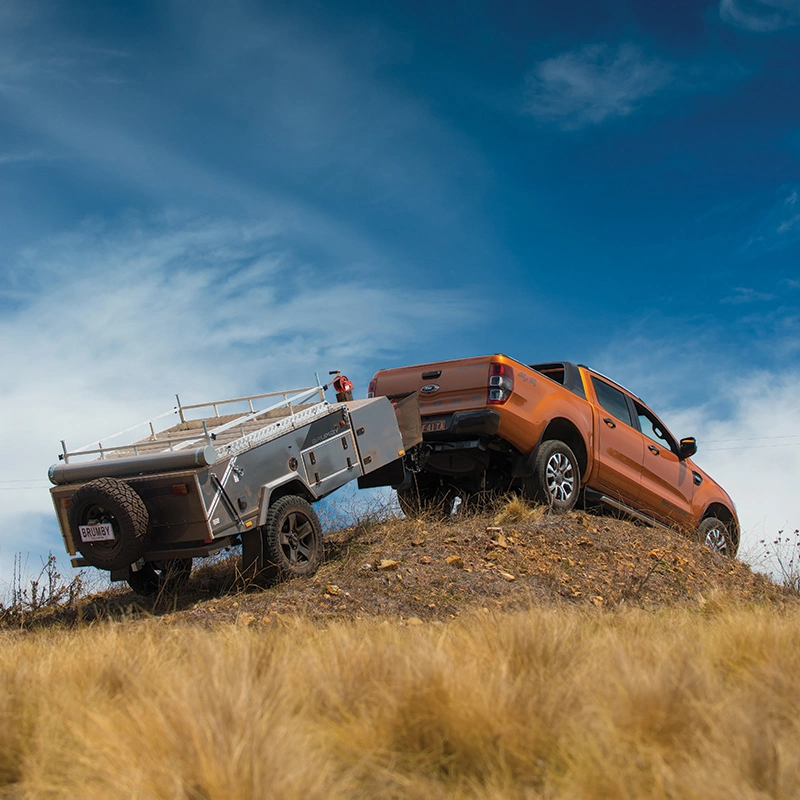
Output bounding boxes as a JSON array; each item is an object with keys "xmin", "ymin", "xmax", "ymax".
[{"xmin": 368, "ymin": 354, "xmax": 739, "ymax": 548}]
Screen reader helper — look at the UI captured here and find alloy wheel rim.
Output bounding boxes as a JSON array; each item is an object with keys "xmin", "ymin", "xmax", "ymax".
[
  {"xmin": 546, "ymin": 453, "xmax": 574, "ymax": 502},
  {"xmin": 280, "ymin": 512, "xmax": 315, "ymax": 565}
]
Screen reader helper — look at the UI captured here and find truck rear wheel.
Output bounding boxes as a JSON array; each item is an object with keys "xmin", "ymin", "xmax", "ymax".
[
  {"xmin": 67, "ymin": 478, "xmax": 150, "ymax": 571},
  {"xmin": 532, "ymin": 440, "xmax": 580, "ymax": 512},
  {"xmin": 262, "ymin": 495, "xmax": 322, "ymax": 581},
  {"xmin": 397, "ymin": 476, "xmax": 455, "ymax": 519},
  {"xmin": 127, "ymin": 559, "xmax": 193, "ymax": 596}
]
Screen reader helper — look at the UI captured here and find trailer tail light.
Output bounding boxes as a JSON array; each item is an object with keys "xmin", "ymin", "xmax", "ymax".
[
  {"xmin": 172, "ymin": 484, "xmax": 189, "ymax": 495},
  {"xmin": 488, "ymin": 363, "xmax": 514, "ymax": 405},
  {"xmin": 367, "ymin": 377, "xmax": 377, "ymax": 398}
]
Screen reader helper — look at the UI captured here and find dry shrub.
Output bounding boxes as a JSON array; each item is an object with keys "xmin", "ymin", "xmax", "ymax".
[
  {"xmin": 2, "ymin": 604, "xmax": 800, "ymax": 798},
  {"xmin": 492, "ymin": 495, "xmax": 546, "ymax": 526}
]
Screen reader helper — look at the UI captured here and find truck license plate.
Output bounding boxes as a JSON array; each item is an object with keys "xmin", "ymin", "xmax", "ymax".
[
  {"xmin": 78, "ymin": 523, "xmax": 114, "ymax": 542},
  {"xmin": 421, "ymin": 419, "xmax": 446, "ymax": 433}
]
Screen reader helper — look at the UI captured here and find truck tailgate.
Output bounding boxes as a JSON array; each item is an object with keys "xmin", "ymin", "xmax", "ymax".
[{"xmin": 370, "ymin": 356, "xmax": 492, "ymax": 418}]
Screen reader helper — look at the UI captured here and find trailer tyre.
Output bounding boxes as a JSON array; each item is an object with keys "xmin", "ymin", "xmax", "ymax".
[
  {"xmin": 67, "ymin": 477, "xmax": 150, "ymax": 572},
  {"xmin": 127, "ymin": 559, "xmax": 193, "ymax": 597},
  {"xmin": 262, "ymin": 495, "xmax": 322, "ymax": 581}
]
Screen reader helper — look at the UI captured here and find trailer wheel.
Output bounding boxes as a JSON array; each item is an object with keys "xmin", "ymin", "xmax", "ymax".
[
  {"xmin": 127, "ymin": 559, "xmax": 193, "ymax": 597},
  {"xmin": 67, "ymin": 477, "xmax": 150, "ymax": 571},
  {"xmin": 262, "ymin": 495, "xmax": 322, "ymax": 581}
]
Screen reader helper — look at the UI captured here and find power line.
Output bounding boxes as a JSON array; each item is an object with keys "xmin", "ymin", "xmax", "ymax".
[{"xmin": 704, "ymin": 434, "xmax": 800, "ymax": 444}]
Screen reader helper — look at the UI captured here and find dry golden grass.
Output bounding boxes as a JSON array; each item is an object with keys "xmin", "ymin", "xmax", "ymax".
[{"xmin": 2, "ymin": 600, "xmax": 800, "ymax": 799}]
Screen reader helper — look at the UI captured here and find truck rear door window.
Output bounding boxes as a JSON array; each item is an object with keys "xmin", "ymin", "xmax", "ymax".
[{"xmin": 591, "ymin": 378, "xmax": 634, "ymax": 426}]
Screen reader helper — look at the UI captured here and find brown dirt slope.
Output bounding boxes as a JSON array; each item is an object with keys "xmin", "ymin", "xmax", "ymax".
[{"xmin": 12, "ymin": 502, "xmax": 793, "ymax": 629}]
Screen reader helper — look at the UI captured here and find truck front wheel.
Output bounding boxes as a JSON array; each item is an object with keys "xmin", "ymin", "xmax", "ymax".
[
  {"xmin": 532, "ymin": 440, "xmax": 580, "ymax": 512},
  {"xmin": 696, "ymin": 517, "xmax": 735, "ymax": 558}
]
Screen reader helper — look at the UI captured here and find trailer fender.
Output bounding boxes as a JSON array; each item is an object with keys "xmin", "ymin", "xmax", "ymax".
[{"xmin": 256, "ymin": 478, "xmax": 315, "ymax": 527}]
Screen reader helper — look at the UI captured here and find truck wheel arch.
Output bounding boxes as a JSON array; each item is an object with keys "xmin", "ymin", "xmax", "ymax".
[{"xmin": 537, "ymin": 418, "xmax": 589, "ymax": 482}]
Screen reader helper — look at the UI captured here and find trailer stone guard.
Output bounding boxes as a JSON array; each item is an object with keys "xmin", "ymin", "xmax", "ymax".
[{"xmin": 49, "ymin": 381, "xmax": 421, "ymax": 595}]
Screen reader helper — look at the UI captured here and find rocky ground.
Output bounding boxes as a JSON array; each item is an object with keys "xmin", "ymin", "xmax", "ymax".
[{"xmin": 8, "ymin": 499, "xmax": 793, "ymax": 629}]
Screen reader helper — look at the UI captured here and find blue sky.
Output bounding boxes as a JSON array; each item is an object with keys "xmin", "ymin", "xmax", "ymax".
[{"xmin": 1, "ymin": 0, "xmax": 799, "ymax": 586}]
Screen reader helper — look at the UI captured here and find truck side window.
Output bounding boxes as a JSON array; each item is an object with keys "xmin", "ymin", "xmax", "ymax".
[
  {"xmin": 635, "ymin": 402, "xmax": 678, "ymax": 454},
  {"xmin": 591, "ymin": 378, "xmax": 634, "ymax": 426}
]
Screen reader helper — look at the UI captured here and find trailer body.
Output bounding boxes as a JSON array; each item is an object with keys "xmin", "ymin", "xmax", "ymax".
[{"xmin": 49, "ymin": 384, "xmax": 420, "ymax": 589}]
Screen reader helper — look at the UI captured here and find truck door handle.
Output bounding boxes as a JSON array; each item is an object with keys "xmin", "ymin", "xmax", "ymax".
[
  {"xmin": 648, "ymin": 444, "xmax": 660, "ymax": 455},
  {"xmin": 603, "ymin": 418, "xmax": 616, "ymax": 429}
]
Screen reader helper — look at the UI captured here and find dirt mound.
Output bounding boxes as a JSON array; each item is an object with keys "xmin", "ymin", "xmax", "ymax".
[{"xmin": 25, "ymin": 502, "xmax": 791, "ymax": 629}]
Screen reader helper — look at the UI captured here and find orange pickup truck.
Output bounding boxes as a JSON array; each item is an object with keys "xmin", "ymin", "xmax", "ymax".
[{"xmin": 366, "ymin": 354, "xmax": 739, "ymax": 557}]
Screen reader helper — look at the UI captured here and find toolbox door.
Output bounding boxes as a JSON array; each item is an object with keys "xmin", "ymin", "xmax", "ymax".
[{"xmin": 347, "ymin": 397, "xmax": 407, "ymax": 475}]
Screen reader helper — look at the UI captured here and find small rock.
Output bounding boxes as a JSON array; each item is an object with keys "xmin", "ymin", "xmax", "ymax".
[
  {"xmin": 238, "ymin": 613, "xmax": 255, "ymax": 626},
  {"xmin": 419, "ymin": 555, "xmax": 433, "ymax": 564},
  {"xmin": 591, "ymin": 596, "xmax": 604, "ymax": 607},
  {"xmin": 325, "ymin": 584, "xmax": 341, "ymax": 596},
  {"xmin": 361, "ymin": 563, "xmax": 373, "ymax": 570},
  {"xmin": 378, "ymin": 559, "xmax": 399, "ymax": 570},
  {"xmin": 445, "ymin": 555, "xmax": 464, "ymax": 569},
  {"xmin": 499, "ymin": 571, "xmax": 516, "ymax": 582}
]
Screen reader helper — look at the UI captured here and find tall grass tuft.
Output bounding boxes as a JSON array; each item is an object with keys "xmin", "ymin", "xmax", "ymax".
[{"xmin": 2, "ymin": 602, "xmax": 800, "ymax": 798}]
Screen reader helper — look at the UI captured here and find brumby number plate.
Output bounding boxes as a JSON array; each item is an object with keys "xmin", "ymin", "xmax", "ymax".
[{"xmin": 78, "ymin": 523, "xmax": 114, "ymax": 542}]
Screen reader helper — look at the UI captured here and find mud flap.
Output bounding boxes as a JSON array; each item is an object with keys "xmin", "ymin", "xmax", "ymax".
[{"xmin": 357, "ymin": 457, "xmax": 406, "ymax": 490}]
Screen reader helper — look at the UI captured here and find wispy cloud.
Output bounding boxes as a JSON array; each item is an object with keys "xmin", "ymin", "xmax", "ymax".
[
  {"xmin": 720, "ymin": 0, "xmax": 800, "ymax": 32},
  {"xmin": 523, "ymin": 43, "xmax": 674, "ymax": 129},
  {"xmin": 0, "ymin": 149, "xmax": 53, "ymax": 165},
  {"xmin": 596, "ymin": 333, "xmax": 800, "ymax": 568},
  {"xmin": 0, "ymin": 213, "xmax": 477, "ymax": 581},
  {"xmin": 721, "ymin": 287, "xmax": 776, "ymax": 303},
  {"xmin": 743, "ymin": 185, "xmax": 800, "ymax": 254}
]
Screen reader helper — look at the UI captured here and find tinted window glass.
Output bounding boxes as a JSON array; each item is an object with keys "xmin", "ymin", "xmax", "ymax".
[
  {"xmin": 635, "ymin": 402, "xmax": 677, "ymax": 454},
  {"xmin": 592, "ymin": 378, "xmax": 633, "ymax": 426}
]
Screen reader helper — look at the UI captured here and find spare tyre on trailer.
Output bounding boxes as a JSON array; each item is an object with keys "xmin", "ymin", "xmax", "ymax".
[{"xmin": 67, "ymin": 477, "xmax": 151, "ymax": 572}]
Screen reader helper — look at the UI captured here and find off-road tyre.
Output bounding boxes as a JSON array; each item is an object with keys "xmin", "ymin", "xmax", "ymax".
[
  {"xmin": 262, "ymin": 495, "xmax": 322, "ymax": 581},
  {"xmin": 67, "ymin": 477, "xmax": 150, "ymax": 571},
  {"xmin": 532, "ymin": 440, "xmax": 580, "ymax": 512},
  {"xmin": 397, "ymin": 476, "xmax": 455, "ymax": 519},
  {"xmin": 696, "ymin": 517, "xmax": 736, "ymax": 558},
  {"xmin": 127, "ymin": 558, "xmax": 193, "ymax": 596}
]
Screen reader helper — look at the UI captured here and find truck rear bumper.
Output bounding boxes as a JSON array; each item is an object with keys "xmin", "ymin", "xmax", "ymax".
[{"xmin": 423, "ymin": 409, "xmax": 501, "ymax": 439}]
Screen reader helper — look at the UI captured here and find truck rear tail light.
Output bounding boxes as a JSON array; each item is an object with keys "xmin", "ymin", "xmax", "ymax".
[
  {"xmin": 367, "ymin": 378, "xmax": 377, "ymax": 398},
  {"xmin": 488, "ymin": 363, "xmax": 514, "ymax": 405}
]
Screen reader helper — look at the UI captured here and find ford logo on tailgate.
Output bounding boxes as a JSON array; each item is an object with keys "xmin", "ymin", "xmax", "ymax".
[{"xmin": 420, "ymin": 384, "xmax": 440, "ymax": 395}]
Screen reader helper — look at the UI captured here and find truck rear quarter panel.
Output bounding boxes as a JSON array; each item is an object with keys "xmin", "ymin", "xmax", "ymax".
[{"xmin": 373, "ymin": 355, "xmax": 595, "ymax": 464}]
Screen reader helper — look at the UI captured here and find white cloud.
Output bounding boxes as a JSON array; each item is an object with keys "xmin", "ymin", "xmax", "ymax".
[
  {"xmin": 720, "ymin": 0, "xmax": 800, "ymax": 32},
  {"xmin": 743, "ymin": 185, "xmax": 800, "ymax": 254},
  {"xmin": 721, "ymin": 287, "xmax": 776, "ymax": 303},
  {"xmin": 596, "ymin": 331, "xmax": 800, "ymax": 580},
  {"xmin": 0, "ymin": 213, "xmax": 475, "ymax": 587},
  {"xmin": 524, "ymin": 43, "xmax": 674, "ymax": 129},
  {"xmin": 665, "ymin": 374, "xmax": 800, "ymax": 575}
]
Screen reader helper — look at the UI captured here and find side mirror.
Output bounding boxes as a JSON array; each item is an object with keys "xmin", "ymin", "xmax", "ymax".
[{"xmin": 679, "ymin": 437, "xmax": 697, "ymax": 460}]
